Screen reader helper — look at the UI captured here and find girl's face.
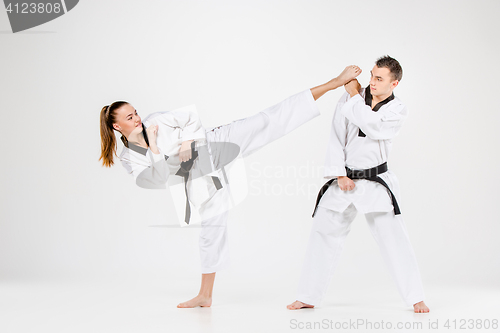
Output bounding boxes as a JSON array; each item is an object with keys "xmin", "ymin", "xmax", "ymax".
[{"xmin": 112, "ymin": 103, "xmax": 143, "ymax": 138}]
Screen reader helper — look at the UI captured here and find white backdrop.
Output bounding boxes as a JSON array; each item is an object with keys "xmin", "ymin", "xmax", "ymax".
[{"xmin": 1, "ymin": 0, "xmax": 499, "ymax": 296}]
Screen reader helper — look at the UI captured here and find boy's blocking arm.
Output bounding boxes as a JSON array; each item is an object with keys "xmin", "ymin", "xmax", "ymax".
[
  {"xmin": 324, "ymin": 93, "xmax": 349, "ymax": 179},
  {"xmin": 340, "ymin": 95, "xmax": 408, "ymax": 140}
]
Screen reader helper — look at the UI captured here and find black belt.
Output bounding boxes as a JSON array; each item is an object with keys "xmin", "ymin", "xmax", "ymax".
[
  {"xmin": 175, "ymin": 141, "xmax": 222, "ymax": 224},
  {"xmin": 312, "ymin": 162, "xmax": 401, "ymax": 217}
]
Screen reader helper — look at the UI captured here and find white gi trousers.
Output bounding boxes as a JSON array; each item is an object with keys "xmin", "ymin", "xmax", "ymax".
[
  {"xmin": 296, "ymin": 201, "xmax": 426, "ymax": 307},
  {"xmin": 197, "ymin": 89, "xmax": 320, "ymax": 273}
]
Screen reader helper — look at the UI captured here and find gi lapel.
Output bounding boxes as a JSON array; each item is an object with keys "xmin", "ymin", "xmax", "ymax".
[
  {"xmin": 120, "ymin": 123, "xmax": 169, "ymax": 166},
  {"xmin": 358, "ymin": 85, "xmax": 395, "ymax": 137}
]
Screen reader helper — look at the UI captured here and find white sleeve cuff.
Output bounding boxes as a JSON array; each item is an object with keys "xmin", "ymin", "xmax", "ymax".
[
  {"xmin": 147, "ymin": 147, "xmax": 166, "ymax": 164},
  {"xmin": 304, "ymin": 88, "xmax": 321, "ymax": 117}
]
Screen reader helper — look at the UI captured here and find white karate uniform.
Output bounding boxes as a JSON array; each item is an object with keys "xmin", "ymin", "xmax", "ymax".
[
  {"xmin": 119, "ymin": 89, "xmax": 320, "ymax": 273},
  {"xmin": 295, "ymin": 88, "xmax": 426, "ymax": 307}
]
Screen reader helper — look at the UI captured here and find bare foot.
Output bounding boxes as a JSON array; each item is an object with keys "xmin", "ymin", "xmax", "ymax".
[
  {"xmin": 413, "ymin": 301, "xmax": 430, "ymax": 313},
  {"xmin": 177, "ymin": 295, "xmax": 212, "ymax": 308},
  {"xmin": 336, "ymin": 65, "xmax": 362, "ymax": 85},
  {"xmin": 287, "ymin": 300, "xmax": 314, "ymax": 310}
]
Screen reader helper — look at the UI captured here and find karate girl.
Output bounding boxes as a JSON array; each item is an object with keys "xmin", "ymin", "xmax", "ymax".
[{"xmin": 98, "ymin": 66, "xmax": 361, "ymax": 308}]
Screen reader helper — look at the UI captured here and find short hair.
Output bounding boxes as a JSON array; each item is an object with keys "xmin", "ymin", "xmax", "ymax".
[{"xmin": 375, "ymin": 55, "xmax": 403, "ymax": 82}]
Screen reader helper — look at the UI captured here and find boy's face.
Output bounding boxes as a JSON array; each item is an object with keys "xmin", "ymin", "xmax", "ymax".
[{"xmin": 369, "ymin": 65, "xmax": 399, "ymax": 98}]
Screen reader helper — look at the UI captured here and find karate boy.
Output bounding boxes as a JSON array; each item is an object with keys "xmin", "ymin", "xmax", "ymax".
[{"xmin": 287, "ymin": 56, "xmax": 430, "ymax": 313}]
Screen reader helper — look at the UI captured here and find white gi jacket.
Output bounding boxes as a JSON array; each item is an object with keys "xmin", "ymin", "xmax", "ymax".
[
  {"xmin": 119, "ymin": 105, "xmax": 207, "ymax": 187},
  {"xmin": 118, "ymin": 105, "xmax": 235, "ymax": 223},
  {"xmin": 319, "ymin": 87, "xmax": 409, "ymax": 214}
]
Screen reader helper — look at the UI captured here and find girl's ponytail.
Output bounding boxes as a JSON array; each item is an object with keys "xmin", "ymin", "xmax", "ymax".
[{"xmin": 99, "ymin": 101, "xmax": 128, "ymax": 167}]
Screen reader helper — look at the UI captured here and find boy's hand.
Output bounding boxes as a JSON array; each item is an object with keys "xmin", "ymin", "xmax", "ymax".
[
  {"xmin": 345, "ymin": 79, "xmax": 361, "ymax": 97},
  {"xmin": 338, "ymin": 176, "xmax": 355, "ymax": 191}
]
